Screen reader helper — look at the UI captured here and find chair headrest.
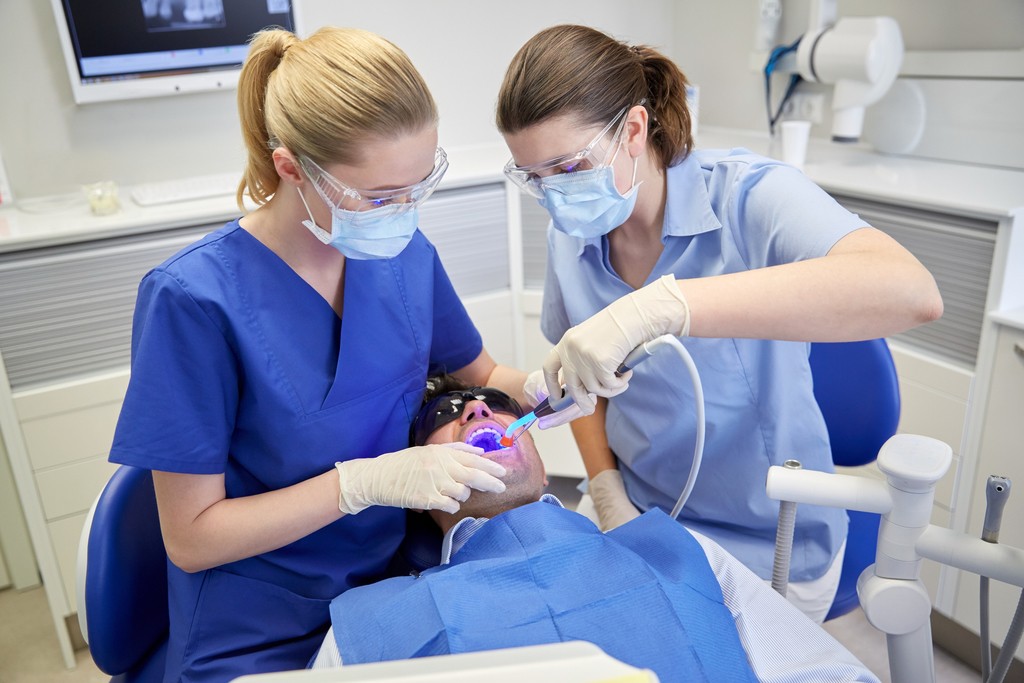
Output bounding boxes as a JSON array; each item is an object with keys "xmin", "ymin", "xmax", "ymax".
[
  {"xmin": 84, "ymin": 466, "xmax": 169, "ymax": 675},
  {"xmin": 810, "ymin": 339, "xmax": 901, "ymax": 467}
]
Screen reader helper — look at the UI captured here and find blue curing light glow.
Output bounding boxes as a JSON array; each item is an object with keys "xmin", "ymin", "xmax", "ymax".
[{"xmin": 504, "ymin": 411, "xmax": 536, "ymax": 440}]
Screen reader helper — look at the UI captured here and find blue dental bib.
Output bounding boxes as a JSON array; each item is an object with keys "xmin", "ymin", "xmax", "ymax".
[{"xmin": 330, "ymin": 503, "xmax": 756, "ymax": 682}]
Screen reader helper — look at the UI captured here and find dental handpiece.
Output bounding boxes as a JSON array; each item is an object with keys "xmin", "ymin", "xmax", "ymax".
[
  {"xmin": 500, "ymin": 342, "xmax": 660, "ymax": 446},
  {"xmin": 982, "ymin": 475, "xmax": 1011, "ymax": 543},
  {"xmin": 980, "ymin": 475, "xmax": 1011, "ymax": 680}
]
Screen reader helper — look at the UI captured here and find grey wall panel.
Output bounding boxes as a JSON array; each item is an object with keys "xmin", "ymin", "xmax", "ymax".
[
  {"xmin": 0, "ymin": 226, "xmax": 218, "ymax": 389},
  {"xmin": 419, "ymin": 184, "xmax": 509, "ymax": 298},
  {"xmin": 521, "ymin": 194, "xmax": 550, "ymax": 290},
  {"xmin": 0, "ymin": 185, "xmax": 509, "ymax": 390},
  {"xmin": 834, "ymin": 195, "xmax": 997, "ymax": 366}
]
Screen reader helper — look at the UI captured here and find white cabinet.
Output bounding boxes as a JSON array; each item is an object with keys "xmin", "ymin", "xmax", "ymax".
[
  {"xmin": 952, "ymin": 322, "xmax": 1024, "ymax": 655},
  {"xmin": 0, "ymin": 222, "xmax": 215, "ymax": 667}
]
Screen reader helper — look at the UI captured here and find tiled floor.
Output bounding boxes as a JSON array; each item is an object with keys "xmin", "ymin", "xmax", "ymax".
[
  {"xmin": 0, "ymin": 586, "xmax": 105, "ymax": 683},
  {"xmin": 821, "ymin": 607, "xmax": 982, "ymax": 683}
]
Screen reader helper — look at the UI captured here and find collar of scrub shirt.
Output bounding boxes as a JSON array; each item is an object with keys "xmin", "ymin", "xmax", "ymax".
[
  {"xmin": 439, "ymin": 494, "xmax": 564, "ymax": 564},
  {"xmin": 574, "ymin": 151, "xmax": 723, "ymax": 258}
]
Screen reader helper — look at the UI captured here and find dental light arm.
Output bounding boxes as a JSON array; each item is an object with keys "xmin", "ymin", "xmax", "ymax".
[{"xmin": 795, "ymin": 0, "xmax": 904, "ymax": 142}]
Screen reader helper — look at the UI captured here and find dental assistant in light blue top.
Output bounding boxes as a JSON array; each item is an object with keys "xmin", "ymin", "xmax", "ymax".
[{"xmin": 496, "ymin": 24, "xmax": 943, "ymax": 622}]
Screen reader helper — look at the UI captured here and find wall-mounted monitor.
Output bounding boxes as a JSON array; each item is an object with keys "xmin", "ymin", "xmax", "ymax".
[{"xmin": 49, "ymin": 0, "xmax": 298, "ymax": 105}]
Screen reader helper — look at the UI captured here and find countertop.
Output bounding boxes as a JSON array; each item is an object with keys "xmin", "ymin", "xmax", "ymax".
[
  {"xmin": 0, "ymin": 144, "xmax": 507, "ymax": 253},
  {"xmin": 1, "ymin": 130, "xmax": 1022, "ymax": 253},
  {"xmin": 696, "ymin": 127, "xmax": 1024, "ymax": 221}
]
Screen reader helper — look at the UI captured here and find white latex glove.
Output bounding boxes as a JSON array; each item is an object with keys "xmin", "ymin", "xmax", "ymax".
[
  {"xmin": 544, "ymin": 274, "xmax": 690, "ymax": 413},
  {"xmin": 335, "ymin": 443, "xmax": 506, "ymax": 515},
  {"xmin": 589, "ymin": 469, "xmax": 642, "ymax": 532},
  {"xmin": 522, "ymin": 369, "xmax": 593, "ymax": 429}
]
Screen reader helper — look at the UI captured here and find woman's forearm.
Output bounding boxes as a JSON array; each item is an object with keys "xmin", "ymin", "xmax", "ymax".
[
  {"xmin": 570, "ymin": 397, "xmax": 618, "ymax": 480},
  {"xmin": 154, "ymin": 469, "xmax": 344, "ymax": 573},
  {"xmin": 681, "ymin": 228, "xmax": 943, "ymax": 342}
]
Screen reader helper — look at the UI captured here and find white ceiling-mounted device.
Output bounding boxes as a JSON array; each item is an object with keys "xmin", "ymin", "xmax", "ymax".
[{"xmin": 796, "ymin": 0, "xmax": 904, "ymax": 143}]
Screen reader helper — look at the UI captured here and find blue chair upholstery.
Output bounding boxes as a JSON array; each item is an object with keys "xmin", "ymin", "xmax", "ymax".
[
  {"xmin": 78, "ymin": 465, "xmax": 168, "ymax": 682},
  {"xmin": 808, "ymin": 339, "xmax": 900, "ymax": 621}
]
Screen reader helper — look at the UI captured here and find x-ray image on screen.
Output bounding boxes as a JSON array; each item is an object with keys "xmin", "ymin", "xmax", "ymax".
[{"xmin": 141, "ymin": 0, "xmax": 226, "ymax": 32}]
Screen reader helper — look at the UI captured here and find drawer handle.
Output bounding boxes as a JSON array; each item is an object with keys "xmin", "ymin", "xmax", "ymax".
[{"xmin": 1016, "ymin": 342, "xmax": 1024, "ymax": 359}]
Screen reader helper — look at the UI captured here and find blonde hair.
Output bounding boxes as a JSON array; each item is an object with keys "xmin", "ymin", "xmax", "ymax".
[
  {"xmin": 236, "ymin": 26, "xmax": 438, "ymax": 208},
  {"xmin": 496, "ymin": 24, "xmax": 692, "ymax": 168}
]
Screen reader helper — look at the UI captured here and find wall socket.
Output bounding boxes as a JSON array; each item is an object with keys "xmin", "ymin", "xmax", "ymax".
[{"xmin": 783, "ymin": 93, "xmax": 826, "ymax": 125}]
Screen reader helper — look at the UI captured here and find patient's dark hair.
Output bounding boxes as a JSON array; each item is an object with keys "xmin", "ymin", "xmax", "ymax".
[
  {"xmin": 409, "ymin": 374, "xmax": 469, "ymax": 446},
  {"xmin": 422, "ymin": 374, "xmax": 469, "ymax": 405}
]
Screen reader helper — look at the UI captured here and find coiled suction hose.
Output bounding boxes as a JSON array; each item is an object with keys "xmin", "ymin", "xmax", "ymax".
[{"xmin": 771, "ymin": 460, "xmax": 803, "ymax": 596}]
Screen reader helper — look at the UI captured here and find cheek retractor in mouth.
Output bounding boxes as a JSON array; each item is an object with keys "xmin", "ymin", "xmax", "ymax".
[{"xmin": 467, "ymin": 427, "xmax": 506, "ymax": 452}]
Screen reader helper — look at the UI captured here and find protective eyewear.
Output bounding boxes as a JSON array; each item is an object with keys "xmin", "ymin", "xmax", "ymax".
[
  {"xmin": 410, "ymin": 387, "xmax": 524, "ymax": 447},
  {"xmin": 299, "ymin": 147, "xmax": 448, "ymax": 218},
  {"xmin": 503, "ymin": 105, "xmax": 630, "ymax": 198}
]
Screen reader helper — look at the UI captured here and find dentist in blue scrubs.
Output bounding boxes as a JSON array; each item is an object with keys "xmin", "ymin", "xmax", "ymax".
[
  {"xmin": 109, "ymin": 27, "xmax": 531, "ymax": 682},
  {"xmin": 497, "ymin": 25, "xmax": 943, "ymax": 622}
]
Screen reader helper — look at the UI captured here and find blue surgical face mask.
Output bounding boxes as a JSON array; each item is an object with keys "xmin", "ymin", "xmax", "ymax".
[
  {"xmin": 537, "ymin": 156, "xmax": 641, "ymax": 240},
  {"xmin": 297, "ymin": 187, "xmax": 417, "ymax": 260}
]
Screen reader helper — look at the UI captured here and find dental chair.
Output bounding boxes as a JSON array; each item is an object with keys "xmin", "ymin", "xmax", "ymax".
[
  {"xmin": 77, "ymin": 465, "xmax": 169, "ymax": 683},
  {"xmin": 808, "ymin": 339, "xmax": 901, "ymax": 620}
]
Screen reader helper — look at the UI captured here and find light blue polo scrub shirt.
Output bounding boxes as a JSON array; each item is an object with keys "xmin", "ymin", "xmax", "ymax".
[{"xmin": 542, "ymin": 149, "xmax": 868, "ymax": 582}]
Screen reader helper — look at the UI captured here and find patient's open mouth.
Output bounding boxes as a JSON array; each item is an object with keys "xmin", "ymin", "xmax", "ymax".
[{"xmin": 466, "ymin": 426, "xmax": 507, "ymax": 453}]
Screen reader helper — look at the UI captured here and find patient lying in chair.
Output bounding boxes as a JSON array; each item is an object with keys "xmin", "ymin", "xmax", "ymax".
[{"xmin": 311, "ymin": 375, "xmax": 880, "ymax": 682}]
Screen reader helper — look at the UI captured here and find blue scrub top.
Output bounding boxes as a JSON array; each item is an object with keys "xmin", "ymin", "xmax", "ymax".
[
  {"xmin": 110, "ymin": 220, "xmax": 482, "ymax": 681},
  {"xmin": 542, "ymin": 149, "xmax": 866, "ymax": 582}
]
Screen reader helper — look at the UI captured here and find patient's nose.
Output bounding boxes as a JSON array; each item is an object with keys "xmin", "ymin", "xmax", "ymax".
[{"xmin": 461, "ymin": 399, "xmax": 493, "ymax": 424}]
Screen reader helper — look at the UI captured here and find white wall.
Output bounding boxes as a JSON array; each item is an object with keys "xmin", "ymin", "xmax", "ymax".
[
  {"xmin": 670, "ymin": 0, "xmax": 1024, "ymax": 144},
  {"xmin": 0, "ymin": 1, "xmax": 674, "ymax": 201}
]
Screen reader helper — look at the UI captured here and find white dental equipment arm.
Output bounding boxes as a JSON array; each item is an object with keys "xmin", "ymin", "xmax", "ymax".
[
  {"xmin": 794, "ymin": 0, "xmax": 904, "ymax": 142},
  {"xmin": 767, "ymin": 434, "xmax": 1024, "ymax": 683}
]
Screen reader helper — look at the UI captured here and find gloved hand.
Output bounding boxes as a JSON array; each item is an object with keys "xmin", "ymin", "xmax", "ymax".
[
  {"xmin": 522, "ymin": 369, "xmax": 593, "ymax": 429},
  {"xmin": 588, "ymin": 469, "xmax": 642, "ymax": 531},
  {"xmin": 335, "ymin": 443, "xmax": 506, "ymax": 515},
  {"xmin": 544, "ymin": 275, "xmax": 689, "ymax": 412}
]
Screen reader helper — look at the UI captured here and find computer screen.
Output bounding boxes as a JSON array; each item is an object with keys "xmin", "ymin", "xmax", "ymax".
[{"xmin": 50, "ymin": 0, "xmax": 298, "ymax": 104}]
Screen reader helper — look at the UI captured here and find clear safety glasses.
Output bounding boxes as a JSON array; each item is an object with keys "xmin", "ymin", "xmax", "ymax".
[
  {"xmin": 299, "ymin": 147, "xmax": 449, "ymax": 218},
  {"xmin": 503, "ymin": 105, "xmax": 630, "ymax": 198}
]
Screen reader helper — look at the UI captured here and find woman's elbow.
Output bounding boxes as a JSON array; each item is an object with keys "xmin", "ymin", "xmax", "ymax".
[
  {"xmin": 911, "ymin": 274, "xmax": 944, "ymax": 326},
  {"xmin": 164, "ymin": 536, "xmax": 211, "ymax": 574}
]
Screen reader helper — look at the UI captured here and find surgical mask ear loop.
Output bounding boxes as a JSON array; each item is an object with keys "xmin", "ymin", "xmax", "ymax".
[
  {"xmin": 295, "ymin": 185, "xmax": 333, "ymax": 244},
  {"xmin": 608, "ymin": 136, "xmax": 641, "ymax": 199}
]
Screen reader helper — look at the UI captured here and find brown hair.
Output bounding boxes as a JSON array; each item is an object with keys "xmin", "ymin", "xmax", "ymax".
[
  {"xmin": 496, "ymin": 24, "xmax": 692, "ymax": 168},
  {"xmin": 236, "ymin": 26, "xmax": 438, "ymax": 208}
]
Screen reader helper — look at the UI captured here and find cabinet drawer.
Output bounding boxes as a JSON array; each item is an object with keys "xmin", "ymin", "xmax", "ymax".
[
  {"xmin": 14, "ymin": 370, "xmax": 129, "ymax": 470},
  {"xmin": 20, "ymin": 400, "xmax": 123, "ymax": 471},
  {"xmin": 952, "ymin": 324, "xmax": 1024, "ymax": 648},
  {"xmin": 889, "ymin": 343, "xmax": 971, "ymax": 509},
  {"xmin": 35, "ymin": 456, "xmax": 118, "ymax": 520}
]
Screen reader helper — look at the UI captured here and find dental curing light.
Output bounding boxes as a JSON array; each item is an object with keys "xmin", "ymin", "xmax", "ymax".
[
  {"xmin": 499, "ymin": 342, "xmax": 658, "ymax": 448},
  {"xmin": 501, "ymin": 336, "xmax": 707, "ymax": 518}
]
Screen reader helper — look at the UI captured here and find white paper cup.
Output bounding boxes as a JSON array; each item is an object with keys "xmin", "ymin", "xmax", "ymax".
[{"xmin": 780, "ymin": 120, "xmax": 812, "ymax": 171}]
